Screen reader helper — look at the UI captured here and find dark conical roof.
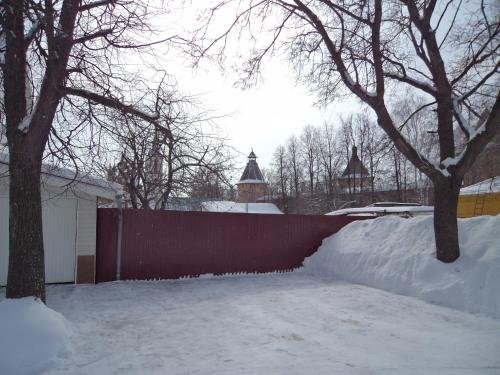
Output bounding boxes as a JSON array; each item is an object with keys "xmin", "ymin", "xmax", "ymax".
[
  {"xmin": 238, "ymin": 150, "xmax": 265, "ymax": 183},
  {"xmin": 342, "ymin": 145, "xmax": 370, "ymax": 177}
]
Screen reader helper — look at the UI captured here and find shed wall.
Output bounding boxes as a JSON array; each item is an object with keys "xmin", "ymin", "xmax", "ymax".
[
  {"xmin": 75, "ymin": 194, "xmax": 97, "ymax": 256},
  {"xmin": 0, "ymin": 178, "xmax": 99, "ymax": 284},
  {"xmin": 458, "ymin": 193, "xmax": 500, "ymax": 218},
  {"xmin": 75, "ymin": 195, "xmax": 97, "ymax": 283}
]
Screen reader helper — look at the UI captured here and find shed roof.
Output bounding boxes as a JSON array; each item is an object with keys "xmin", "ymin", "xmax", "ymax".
[{"xmin": 0, "ymin": 152, "xmax": 122, "ymax": 200}]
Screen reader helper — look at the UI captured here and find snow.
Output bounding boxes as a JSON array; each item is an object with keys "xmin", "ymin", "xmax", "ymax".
[
  {"xmin": 201, "ymin": 200, "xmax": 283, "ymax": 214},
  {"xmin": 432, "ymin": 160, "xmax": 452, "ymax": 177},
  {"xmin": 441, "ymin": 155, "xmax": 461, "ymax": 168},
  {"xmin": 0, "ymin": 274, "xmax": 497, "ymax": 374},
  {"xmin": 17, "ymin": 113, "xmax": 33, "ymax": 133},
  {"xmin": 303, "ymin": 214, "xmax": 500, "ymax": 319},
  {"xmin": 460, "ymin": 176, "xmax": 500, "ymax": 195},
  {"xmin": 0, "ymin": 297, "xmax": 70, "ymax": 375},
  {"xmin": 326, "ymin": 205, "xmax": 433, "ymax": 216},
  {"xmin": 387, "ymin": 71, "xmax": 437, "ymax": 94}
]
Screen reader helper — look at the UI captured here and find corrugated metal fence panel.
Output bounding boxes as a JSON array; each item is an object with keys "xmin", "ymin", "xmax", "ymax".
[
  {"xmin": 95, "ymin": 208, "xmax": 118, "ymax": 283},
  {"xmin": 96, "ymin": 209, "xmax": 368, "ymax": 282}
]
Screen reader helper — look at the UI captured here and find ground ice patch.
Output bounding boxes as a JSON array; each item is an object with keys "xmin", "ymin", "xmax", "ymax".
[
  {"xmin": 302, "ymin": 214, "xmax": 500, "ymax": 318},
  {"xmin": 0, "ymin": 297, "xmax": 70, "ymax": 375}
]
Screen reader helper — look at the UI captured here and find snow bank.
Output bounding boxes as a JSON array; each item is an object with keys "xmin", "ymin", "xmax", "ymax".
[
  {"xmin": 303, "ymin": 215, "xmax": 500, "ymax": 319},
  {"xmin": 0, "ymin": 297, "xmax": 70, "ymax": 375}
]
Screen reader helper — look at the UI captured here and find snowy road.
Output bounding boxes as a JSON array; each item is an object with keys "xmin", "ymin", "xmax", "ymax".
[{"xmin": 39, "ymin": 273, "xmax": 500, "ymax": 375}]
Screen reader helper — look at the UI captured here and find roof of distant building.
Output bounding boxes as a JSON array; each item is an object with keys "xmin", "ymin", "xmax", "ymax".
[
  {"xmin": 341, "ymin": 145, "xmax": 370, "ymax": 178},
  {"xmin": 237, "ymin": 149, "xmax": 266, "ymax": 184}
]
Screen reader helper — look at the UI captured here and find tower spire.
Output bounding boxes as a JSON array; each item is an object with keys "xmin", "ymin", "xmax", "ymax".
[{"xmin": 236, "ymin": 149, "xmax": 268, "ymax": 202}]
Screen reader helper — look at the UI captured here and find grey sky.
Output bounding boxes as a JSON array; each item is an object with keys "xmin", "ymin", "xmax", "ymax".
[
  {"xmin": 152, "ymin": 1, "xmax": 361, "ymax": 173},
  {"xmin": 167, "ymin": 56, "xmax": 359, "ymax": 170}
]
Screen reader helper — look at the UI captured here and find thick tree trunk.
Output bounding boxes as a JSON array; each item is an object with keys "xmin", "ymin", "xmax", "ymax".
[
  {"xmin": 433, "ymin": 178, "xmax": 461, "ymax": 263},
  {"xmin": 6, "ymin": 151, "xmax": 45, "ymax": 301}
]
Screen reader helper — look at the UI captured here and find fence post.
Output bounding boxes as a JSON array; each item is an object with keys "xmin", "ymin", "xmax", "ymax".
[{"xmin": 115, "ymin": 194, "xmax": 123, "ymax": 281}]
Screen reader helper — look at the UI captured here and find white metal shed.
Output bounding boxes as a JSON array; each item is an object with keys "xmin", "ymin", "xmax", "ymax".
[{"xmin": 0, "ymin": 153, "xmax": 122, "ymax": 285}]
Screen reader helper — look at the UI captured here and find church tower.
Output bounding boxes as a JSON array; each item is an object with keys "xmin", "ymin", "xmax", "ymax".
[
  {"xmin": 338, "ymin": 145, "xmax": 373, "ymax": 192},
  {"xmin": 236, "ymin": 150, "xmax": 268, "ymax": 203}
]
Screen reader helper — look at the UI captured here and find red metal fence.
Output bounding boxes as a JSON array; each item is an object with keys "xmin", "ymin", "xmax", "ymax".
[{"xmin": 96, "ymin": 209, "xmax": 369, "ymax": 283}]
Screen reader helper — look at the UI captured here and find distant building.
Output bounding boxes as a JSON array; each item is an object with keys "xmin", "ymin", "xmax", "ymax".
[
  {"xmin": 236, "ymin": 150, "xmax": 269, "ymax": 203},
  {"xmin": 338, "ymin": 145, "xmax": 373, "ymax": 192}
]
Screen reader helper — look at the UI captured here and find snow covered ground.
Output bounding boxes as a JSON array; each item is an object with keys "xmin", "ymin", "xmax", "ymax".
[{"xmin": 2, "ymin": 274, "xmax": 500, "ymax": 375}]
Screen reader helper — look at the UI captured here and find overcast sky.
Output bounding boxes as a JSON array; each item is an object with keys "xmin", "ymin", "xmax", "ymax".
[
  {"xmin": 166, "ymin": 57, "xmax": 359, "ymax": 171},
  {"xmin": 151, "ymin": 1, "xmax": 361, "ymax": 175}
]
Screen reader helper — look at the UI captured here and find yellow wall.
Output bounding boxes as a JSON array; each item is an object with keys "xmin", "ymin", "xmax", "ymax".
[{"xmin": 457, "ymin": 192, "xmax": 500, "ymax": 218}]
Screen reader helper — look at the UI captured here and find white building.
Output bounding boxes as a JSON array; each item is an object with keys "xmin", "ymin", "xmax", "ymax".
[{"xmin": 0, "ymin": 153, "xmax": 122, "ymax": 285}]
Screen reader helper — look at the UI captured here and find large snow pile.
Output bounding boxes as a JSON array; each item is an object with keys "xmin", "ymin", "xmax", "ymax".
[
  {"xmin": 303, "ymin": 214, "xmax": 500, "ymax": 319},
  {"xmin": 0, "ymin": 297, "xmax": 70, "ymax": 375}
]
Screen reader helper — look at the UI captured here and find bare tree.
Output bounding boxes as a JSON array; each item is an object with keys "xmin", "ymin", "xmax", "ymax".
[
  {"xmin": 107, "ymin": 97, "xmax": 234, "ymax": 209},
  {"xmin": 355, "ymin": 110, "xmax": 389, "ymax": 201},
  {"xmin": 188, "ymin": 168, "xmax": 234, "ymax": 201},
  {"xmin": 286, "ymin": 135, "xmax": 301, "ymax": 197},
  {"xmin": 300, "ymin": 124, "xmax": 319, "ymax": 195},
  {"xmin": 317, "ymin": 122, "xmax": 341, "ymax": 199},
  {"xmin": 0, "ymin": 0, "xmax": 187, "ymax": 300},
  {"xmin": 201, "ymin": 0, "xmax": 500, "ymax": 262},
  {"xmin": 272, "ymin": 145, "xmax": 289, "ymax": 202}
]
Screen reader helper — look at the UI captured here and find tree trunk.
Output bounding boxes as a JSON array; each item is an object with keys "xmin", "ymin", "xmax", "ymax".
[
  {"xmin": 433, "ymin": 178, "xmax": 461, "ymax": 263},
  {"xmin": 6, "ymin": 150, "xmax": 45, "ymax": 302}
]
